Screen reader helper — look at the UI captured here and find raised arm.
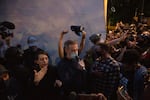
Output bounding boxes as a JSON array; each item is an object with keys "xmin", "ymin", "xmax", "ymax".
[
  {"xmin": 79, "ymin": 31, "xmax": 86, "ymax": 54},
  {"xmin": 106, "ymin": 32, "xmax": 127, "ymax": 45},
  {"xmin": 58, "ymin": 30, "xmax": 68, "ymax": 59}
]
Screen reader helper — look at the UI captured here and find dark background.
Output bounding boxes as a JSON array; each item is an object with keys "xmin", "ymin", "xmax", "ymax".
[{"xmin": 108, "ymin": 0, "xmax": 150, "ymax": 25}]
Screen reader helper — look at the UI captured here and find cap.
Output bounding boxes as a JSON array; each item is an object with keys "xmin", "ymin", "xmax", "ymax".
[
  {"xmin": 27, "ymin": 36, "xmax": 38, "ymax": 47},
  {"xmin": 89, "ymin": 33, "xmax": 101, "ymax": 44},
  {"xmin": 0, "ymin": 64, "xmax": 8, "ymax": 75},
  {"xmin": 0, "ymin": 21, "xmax": 15, "ymax": 29}
]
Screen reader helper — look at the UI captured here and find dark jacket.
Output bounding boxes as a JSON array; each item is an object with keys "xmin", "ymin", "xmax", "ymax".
[
  {"xmin": 57, "ymin": 58, "xmax": 87, "ymax": 96},
  {"xmin": 28, "ymin": 65, "xmax": 60, "ymax": 100}
]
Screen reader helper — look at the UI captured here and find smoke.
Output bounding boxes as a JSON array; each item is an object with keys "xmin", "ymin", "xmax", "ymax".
[{"xmin": 0, "ymin": 0, "xmax": 106, "ymax": 64}]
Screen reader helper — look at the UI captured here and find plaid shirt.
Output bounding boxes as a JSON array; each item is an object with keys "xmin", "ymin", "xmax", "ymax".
[{"xmin": 91, "ymin": 57, "xmax": 120, "ymax": 98}]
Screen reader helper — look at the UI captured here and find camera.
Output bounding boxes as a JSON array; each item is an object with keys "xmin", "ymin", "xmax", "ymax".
[
  {"xmin": 70, "ymin": 25, "xmax": 84, "ymax": 36},
  {"xmin": 0, "ymin": 21, "xmax": 15, "ymax": 39}
]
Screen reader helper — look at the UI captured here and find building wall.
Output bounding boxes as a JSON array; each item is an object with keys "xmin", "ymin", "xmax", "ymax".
[{"xmin": 0, "ymin": 0, "xmax": 106, "ymax": 63}]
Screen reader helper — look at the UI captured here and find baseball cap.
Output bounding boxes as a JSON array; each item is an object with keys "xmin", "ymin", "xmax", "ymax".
[
  {"xmin": 89, "ymin": 33, "xmax": 101, "ymax": 44},
  {"xmin": 27, "ymin": 36, "xmax": 38, "ymax": 47}
]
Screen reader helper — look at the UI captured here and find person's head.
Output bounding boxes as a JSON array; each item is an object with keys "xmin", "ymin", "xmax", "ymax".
[
  {"xmin": 5, "ymin": 46, "xmax": 23, "ymax": 65},
  {"xmin": 107, "ymin": 31, "xmax": 115, "ymax": 41},
  {"xmin": 95, "ymin": 43, "xmax": 110, "ymax": 57},
  {"xmin": 34, "ymin": 51, "xmax": 49, "ymax": 68},
  {"xmin": 130, "ymin": 24, "xmax": 136, "ymax": 31},
  {"xmin": 125, "ymin": 35, "xmax": 136, "ymax": 48},
  {"xmin": 27, "ymin": 36, "xmax": 38, "ymax": 47},
  {"xmin": 0, "ymin": 64, "xmax": 9, "ymax": 81},
  {"xmin": 89, "ymin": 33, "xmax": 101, "ymax": 45},
  {"xmin": 122, "ymin": 49, "xmax": 140, "ymax": 65},
  {"xmin": 64, "ymin": 40, "xmax": 78, "ymax": 59}
]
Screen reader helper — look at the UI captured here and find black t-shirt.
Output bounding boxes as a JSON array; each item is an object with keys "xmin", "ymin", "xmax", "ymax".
[
  {"xmin": 57, "ymin": 58, "xmax": 86, "ymax": 95},
  {"xmin": 28, "ymin": 65, "xmax": 60, "ymax": 100}
]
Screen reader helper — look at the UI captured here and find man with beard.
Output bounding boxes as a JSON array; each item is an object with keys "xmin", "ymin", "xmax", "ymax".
[
  {"xmin": 90, "ymin": 43, "xmax": 120, "ymax": 100},
  {"xmin": 57, "ymin": 40, "xmax": 87, "ymax": 100}
]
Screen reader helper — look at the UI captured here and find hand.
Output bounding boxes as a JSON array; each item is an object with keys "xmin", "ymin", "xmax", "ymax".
[
  {"xmin": 97, "ymin": 93, "xmax": 107, "ymax": 100},
  {"xmin": 61, "ymin": 30, "xmax": 68, "ymax": 36},
  {"xmin": 121, "ymin": 32, "xmax": 128, "ymax": 40},
  {"xmin": 117, "ymin": 86, "xmax": 132, "ymax": 100},
  {"xmin": 54, "ymin": 80, "xmax": 62, "ymax": 87},
  {"xmin": 0, "ymin": 73, "xmax": 9, "ymax": 81},
  {"xmin": 78, "ymin": 59, "xmax": 86, "ymax": 70},
  {"xmin": 34, "ymin": 67, "xmax": 48, "ymax": 85},
  {"xmin": 82, "ymin": 31, "xmax": 86, "ymax": 39}
]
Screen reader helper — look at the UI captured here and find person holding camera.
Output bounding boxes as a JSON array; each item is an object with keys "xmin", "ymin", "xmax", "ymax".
[
  {"xmin": 58, "ymin": 26, "xmax": 86, "ymax": 59},
  {"xmin": 0, "ymin": 21, "xmax": 15, "ymax": 65},
  {"xmin": 57, "ymin": 40, "xmax": 87, "ymax": 100}
]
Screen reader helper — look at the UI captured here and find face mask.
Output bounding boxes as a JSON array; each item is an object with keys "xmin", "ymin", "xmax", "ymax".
[{"xmin": 70, "ymin": 52, "xmax": 78, "ymax": 59}]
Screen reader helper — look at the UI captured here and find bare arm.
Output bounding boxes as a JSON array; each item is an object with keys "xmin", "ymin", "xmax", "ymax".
[
  {"xmin": 106, "ymin": 32, "xmax": 127, "ymax": 45},
  {"xmin": 116, "ymin": 46, "xmax": 127, "ymax": 61},
  {"xmin": 79, "ymin": 31, "xmax": 86, "ymax": 54},
  {"xmin": 58, "ymin": 30, "xmax": 68, "ymax": 59}
]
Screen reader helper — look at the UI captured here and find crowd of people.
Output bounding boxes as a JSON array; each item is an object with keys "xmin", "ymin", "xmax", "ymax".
[{"xmin": 0, "ymin": 20, "xmax": 150, "ymax": 100}]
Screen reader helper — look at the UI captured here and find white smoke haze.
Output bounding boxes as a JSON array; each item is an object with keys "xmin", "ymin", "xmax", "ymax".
[{"xmin": 0, "ymin": 0, "xmax": 106, "ymax": 63}]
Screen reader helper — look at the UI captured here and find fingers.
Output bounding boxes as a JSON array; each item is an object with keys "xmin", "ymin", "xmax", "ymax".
[
  {"xmin": 33, "ymin": 68, "xmax": 47, "ymax": 84},
  {"xmin": 54, "ymin": 80, "xmax": 62, "ymax": 87},
  {"xmin": 121, "ymin": 32, "xmax": 127, "ymax": 40},
  {"xmin": 97, "ymin": 93, "xmax": 107, "ymax": 100},
  {"xmin": 63, "ymin": 30, "xmax": 68, "ymax": 33},
  {"xmin": 34, "ymin": 70, "xmax": 38, "ymax": 74},
  {"xmin": 61, "ymin": 30, "xmax": 68, "ymax": 35},
  {"xmin": 82, "ymin": 31, "xmax": 86, "ymax": 38},
  {"xmin": 33, "ymin": 70, "xmax": 40, "ymax": 85},
  {"xmin": 82, "ymin": 31, "xmax": 86, "ymax": 35}
]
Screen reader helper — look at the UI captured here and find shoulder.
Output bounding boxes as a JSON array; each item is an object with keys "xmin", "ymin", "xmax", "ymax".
[
  {"xmin": 109, "ymin": 57, "xmax": 120, "ymax": 67},
  {"xmin": 135, "ymin": 65, "xmax": 148, "ymax": 80},
  {"xmin": 138, "ymin": 65, "xmax": 148, "ymax": 75},
  {"xmin": 23, "ymin": 48, "xmax": 31, "ymax": 53},
  {"xmin": 108, "ymin": 58, "xmax": 121, "ymax": 72},
  {"xmin": 57, "ymin": 58, "xmax": 67, "ymax": 65}
]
